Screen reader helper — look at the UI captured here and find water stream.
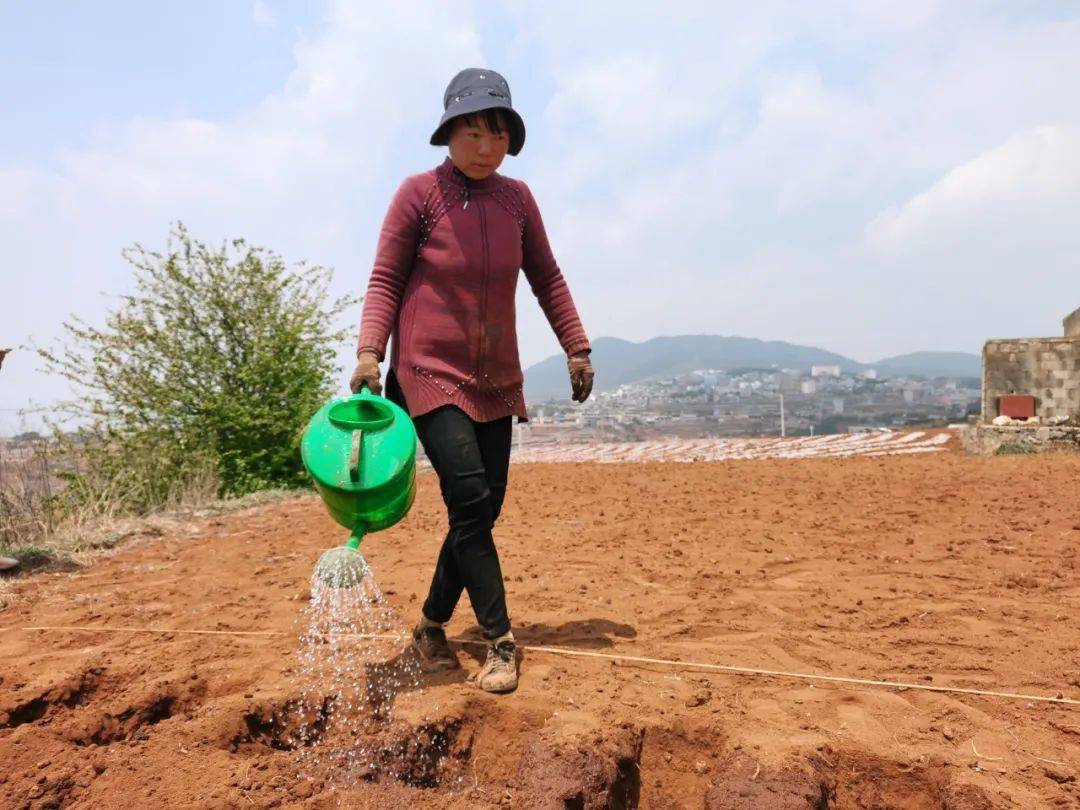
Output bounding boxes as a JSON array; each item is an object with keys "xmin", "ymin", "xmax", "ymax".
[{"xmin": 289, "ymin": 553, "xmax": 462, "ymax": 793}]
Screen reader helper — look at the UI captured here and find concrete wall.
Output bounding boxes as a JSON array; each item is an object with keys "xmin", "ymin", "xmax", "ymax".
[{"xmin": 982, "ymin": 338, "xmax": 1080, "ymax": 421}]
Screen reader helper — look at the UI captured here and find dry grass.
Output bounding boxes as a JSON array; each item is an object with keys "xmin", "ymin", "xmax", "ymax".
[
  {"xmin": 0, "ymin": 439, "xmax": 61, "ymax": 565},
  {"xmin": 46, "ymin": 487, "xmax": 309, "ymax": 562},
  {"xmin": 0, "ymin": 437, "xmax": 306, "ymax": 575}
]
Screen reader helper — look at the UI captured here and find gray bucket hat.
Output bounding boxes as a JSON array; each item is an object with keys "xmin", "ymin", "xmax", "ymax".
[{"xmin": 429, "ymin": 68, "xmax": 526, "ymax": 156}]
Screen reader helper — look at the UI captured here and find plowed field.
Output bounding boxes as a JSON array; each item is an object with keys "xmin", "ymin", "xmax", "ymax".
[{"xmin": 2, "ymin": 442, "xmax": 1078, "ymax": 807}]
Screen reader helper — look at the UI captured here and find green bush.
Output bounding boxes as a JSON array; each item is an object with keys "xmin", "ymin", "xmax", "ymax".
[{"xmin": 40, "ymin": 223, "xmax": 356, "ymax": 512}]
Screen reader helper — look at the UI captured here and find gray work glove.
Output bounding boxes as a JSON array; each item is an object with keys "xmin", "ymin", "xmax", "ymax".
[
  {"xmin": 567, "ymin": 351, "xmax": 594, "ymax": 403},
  {"xmin": 349, "ymin": 349, "xmax": 382, "ymax": 395}
]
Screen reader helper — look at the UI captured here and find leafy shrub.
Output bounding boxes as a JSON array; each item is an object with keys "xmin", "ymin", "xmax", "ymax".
[{"xmin": 40, "ymin": 223, "xmax": 356, "ymax": 513}]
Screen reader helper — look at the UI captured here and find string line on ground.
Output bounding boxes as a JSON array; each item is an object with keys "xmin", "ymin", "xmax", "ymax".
[{"xmin": 22, "ymin": 624, "xmax": 1080, "ymax": 707}]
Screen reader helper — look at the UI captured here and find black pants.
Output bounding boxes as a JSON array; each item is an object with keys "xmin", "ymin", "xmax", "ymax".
[{"xmin": 386, "ymin": 371, "xmax": 513, "ymax": 639}]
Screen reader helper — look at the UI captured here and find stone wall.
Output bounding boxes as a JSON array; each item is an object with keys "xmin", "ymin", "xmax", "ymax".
[
  {"xmin": 982, "ymin": 338, "xmax": 1080, "ymax": 421},
  {"xmin": 959, "ymin": 423, "xmax": 1080, "ymax": 455},
  {"xmin": 1065, "ymin": 307, "xmax": 1080, "ymax": 338}
]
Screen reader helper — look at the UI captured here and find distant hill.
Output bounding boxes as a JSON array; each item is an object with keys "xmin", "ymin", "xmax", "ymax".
[
  {"xmin": 872, "ymin": 351, "xmax": 981, "ymax": 380},
  {"xmin": 524, "ymin": 335, "xmax": 979, "ymax": 402}
]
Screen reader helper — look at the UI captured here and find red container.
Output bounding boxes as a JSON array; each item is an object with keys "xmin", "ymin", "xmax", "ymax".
[{"xmin": 998, "ymin": 394, "xmax": 1036, "ymax": 419}]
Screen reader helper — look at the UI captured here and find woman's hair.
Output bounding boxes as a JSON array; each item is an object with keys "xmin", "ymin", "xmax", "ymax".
[{"xmin": 456, "ymin": 108, "xmax": 507, "ymax": 135}]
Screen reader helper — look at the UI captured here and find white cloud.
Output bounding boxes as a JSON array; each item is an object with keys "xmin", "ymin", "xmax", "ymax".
[
  {"xmin": 866, "ymin": 126, "xmax": 1080, "ymax": 253},
  {"xmin": 51, "ymin": 3, "xmax": 480, "ymax": 213},
  {"xmin": 4, "ymin": 1, "xmax": 1080, "ymax": 431},
  {"xmin": 0, "ymin": 0, "xmax": 483, "ymax": 431},
  {"xmin": 511, "ymin": 5, "xmax": 1080, "ymax": 365}
]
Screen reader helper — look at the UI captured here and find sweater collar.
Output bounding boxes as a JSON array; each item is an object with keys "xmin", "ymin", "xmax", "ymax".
[{"xmin": 439, "ymin": 156, "xmax": 504, "ymax": 192}]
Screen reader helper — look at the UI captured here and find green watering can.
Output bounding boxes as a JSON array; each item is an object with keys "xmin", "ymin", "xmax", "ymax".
[{"xmin": 300, "ymin": 384, "xmax": 417, "ymax": 587}]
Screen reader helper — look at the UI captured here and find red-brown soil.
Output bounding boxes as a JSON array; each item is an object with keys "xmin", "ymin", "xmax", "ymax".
[{"xmin": 1, "ymin": 447, "xmax": 1078, "ymax": 808}]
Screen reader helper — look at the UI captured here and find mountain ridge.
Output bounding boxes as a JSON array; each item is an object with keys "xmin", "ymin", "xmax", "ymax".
[{"xmin": 524, "ymin": 335, "xmax": 980, "ymax": 402}]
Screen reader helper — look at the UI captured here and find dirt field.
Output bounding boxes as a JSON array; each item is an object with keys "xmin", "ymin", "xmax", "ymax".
[{"xmin": 1, "ymin": 442, "xmax": 1078, "ymax": 808}]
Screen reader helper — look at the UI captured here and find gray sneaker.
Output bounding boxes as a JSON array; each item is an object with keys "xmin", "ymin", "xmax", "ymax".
[
  {"xmin": 478, "ymin": 640, "xmax": 518, "ymax": 693},
  {"xmin": 411, "ymin": 622, "xmax": 460, "ymax": 673}
]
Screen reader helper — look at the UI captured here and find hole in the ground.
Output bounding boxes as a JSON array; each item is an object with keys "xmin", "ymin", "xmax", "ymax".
[
  {"xmin": 610, "ymin": 753, "xmax": 642, "ymax": 809},
  {"xmin": 236, "ymin": 697, "xmax": 475, "ymax": 790},
  {"xmin": 133, "ymin": 695, "xmax": 175, "ymax": 726},
  {"xmin": 232, "ymin": 696, "xmax": 333, "ymax": 752},
  {"xmin": 60, "ymin": 668, "xmax": 103, "ymax": 709},
  {"xmin": 76, "ymin": 691, "xmax": 185, "ymax": 746},
  {"xmin": 704, "ymin": 750, "xmax": 993, "ymax": 809},
  {"xmin": 375, "ymin": 717, "xmax": 467, "ymax": 789},
  {"xmin": 2, "ymin": 667, "xmax": 103, "ymax": 729},
  {"xmin": 6, "ymin": 696, "xmax": 47, "ymax": 728},
  {"xmin": 819, "ymin": 751, "xmax": 990, "ymax": 809}
]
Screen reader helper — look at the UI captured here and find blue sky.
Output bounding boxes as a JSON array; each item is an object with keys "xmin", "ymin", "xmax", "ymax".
[
  {"xmin": 1, "ymin": 4, "xmax": 295, "ymax": 157},
  {"xmin": 2, "ymin": 1, "xmax": 1079, "ymax": 433}
]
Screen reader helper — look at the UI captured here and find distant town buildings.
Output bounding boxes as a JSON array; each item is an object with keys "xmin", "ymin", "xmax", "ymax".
[{"xmin": 529, "ymin": 362, "xmax": 979, "ymax": 440}]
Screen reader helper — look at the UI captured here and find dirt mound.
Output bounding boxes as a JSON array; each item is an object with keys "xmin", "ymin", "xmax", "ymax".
[
  {"xmin": 517, "ymin": 720, "xmax": 644, "ymax": 807},
  {"xmin": 705, "ymin": 750, "xmax": 998, "ymax": 810},
  {"xmin": 1, "ymin": 453, "xmax": 1078, "ymax": 806},
  {"xmin": 707, "ymin": 763, "xmax": 826, "ymax": 809}
]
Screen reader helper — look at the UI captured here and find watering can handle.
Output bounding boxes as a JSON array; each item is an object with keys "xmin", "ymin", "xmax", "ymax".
[
  {"xmin": 349, "ymin": 429, "xmax": 363, "ymax": 482},
  {"xmin": 349, "ymin": 380, "xmax": 370, "ymax": 481}
]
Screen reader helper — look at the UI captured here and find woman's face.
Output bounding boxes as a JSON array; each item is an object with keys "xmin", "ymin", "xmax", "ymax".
[{"xmin": 448, "ymin": 111, "xmax": 510, "ymax": 180}]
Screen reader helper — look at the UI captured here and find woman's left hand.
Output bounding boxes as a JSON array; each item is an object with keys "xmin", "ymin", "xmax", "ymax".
[{"xmin": 567, "ymin": 351, "xmax": 594, "ymax": 403}]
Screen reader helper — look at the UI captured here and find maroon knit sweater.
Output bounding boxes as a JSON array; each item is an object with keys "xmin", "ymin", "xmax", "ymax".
[{"xmin": 357, "ymin": 157, "xmax": 591, "ymax": 423}]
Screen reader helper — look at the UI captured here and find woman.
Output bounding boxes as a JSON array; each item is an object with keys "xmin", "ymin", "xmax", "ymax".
[{"xmin": 350, "ymin": 68, "xmax": 595, "ymax": 693}]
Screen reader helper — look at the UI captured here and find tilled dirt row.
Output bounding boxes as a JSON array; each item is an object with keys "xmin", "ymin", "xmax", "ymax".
[{"xmin": 1, "ymin": 450, "xmax": 1078, "ymax": 807}]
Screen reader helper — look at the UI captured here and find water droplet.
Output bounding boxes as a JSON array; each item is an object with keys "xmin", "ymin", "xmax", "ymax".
[{"xmin": 288, "ymin": 551, "xmax": 456, "ymax": 792}]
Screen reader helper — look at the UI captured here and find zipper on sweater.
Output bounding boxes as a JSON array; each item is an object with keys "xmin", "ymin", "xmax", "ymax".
[
  {"xmin": 462, "ymin": 185, "xmax": 470, "ymax": 209},
  {"xmin": 477, "ymin": 198, "xmax": 489, "ymax": 379}
]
